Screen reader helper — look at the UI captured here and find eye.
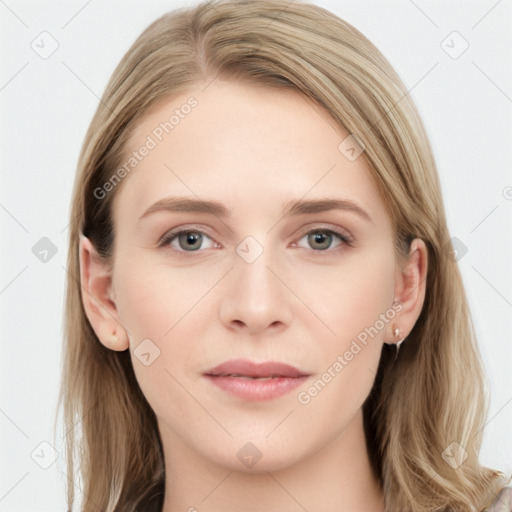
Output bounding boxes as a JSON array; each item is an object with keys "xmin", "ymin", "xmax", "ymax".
[
  {"xmin": 158, "ymin": 225, "xmax": 352, "ymax": 255},
  {"xmin": 159, "ymin": 229, "xmax": 217, "ymax": 252},
  {"xmin": 295, "ymin": 228, "xmax": 351, "ymax": 251}
]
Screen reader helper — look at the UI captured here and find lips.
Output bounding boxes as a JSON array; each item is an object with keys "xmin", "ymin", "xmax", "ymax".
[
  {"xmin": 206, "ymin": 359, "xmax": 308, "ymax": 379},
  {"xmin": 204, "ymin": 359, "xmax": 310, "ymax": 401}
]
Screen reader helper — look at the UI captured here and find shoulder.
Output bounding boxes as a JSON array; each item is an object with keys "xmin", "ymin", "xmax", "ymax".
[{"xmin": 488, "ymin": 486, "xmax": 512, "ymax": 511}]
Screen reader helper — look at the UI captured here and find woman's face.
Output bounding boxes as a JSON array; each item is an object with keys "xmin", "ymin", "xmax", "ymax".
[{"xmin": 107, "ymin": 80, "xmax": 401, "ymax": 471}]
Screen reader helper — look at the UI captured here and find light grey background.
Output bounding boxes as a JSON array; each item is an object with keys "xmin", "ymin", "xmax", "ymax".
[{"xmin": 1, "ymin": 1, "xmax": 511, "ymax": 510}]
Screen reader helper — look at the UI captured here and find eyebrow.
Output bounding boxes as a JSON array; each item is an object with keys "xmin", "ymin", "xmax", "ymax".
[{"xmin": 138, "ymin": 196, "xmax": 373, "ymax": 223}]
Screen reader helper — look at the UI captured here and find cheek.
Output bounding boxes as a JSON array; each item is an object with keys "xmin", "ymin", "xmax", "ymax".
[
  {"xmin": 294, "ymin": 254, "xmax": 395, "ymax": 431},
  {"xmin": 298, "ymin": 248, "xmax": 396, "ymax": 347},
  {"xmin": 111, "ymin": 252, "xmax": 224, "ymax": 393},
  {"xmin": 113, "ymin": 251, "xmax": 222, "ymax": 342},
  {"xmin": 111, "ymin": 255, "xmax": 207, "ymax": 420}
]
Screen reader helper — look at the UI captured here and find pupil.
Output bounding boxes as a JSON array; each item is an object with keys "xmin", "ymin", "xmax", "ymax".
[
  {"xmin": 310, "ymin": 231, "xmax": 331, "ymax": 250},
  {"xmin": 180, "ymin": 232, "xmax": 201, "ymax": 250}
]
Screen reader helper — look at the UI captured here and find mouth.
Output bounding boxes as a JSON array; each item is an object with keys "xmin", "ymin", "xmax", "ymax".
[{"xmin": 204, "ymin": 359, "xmax": 310, "ymax": 401}]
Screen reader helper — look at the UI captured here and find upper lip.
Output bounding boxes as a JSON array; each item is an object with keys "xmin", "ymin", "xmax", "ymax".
[{"xmin": 205, "ymin": 359, "xmax": 309, "ymax": 378}]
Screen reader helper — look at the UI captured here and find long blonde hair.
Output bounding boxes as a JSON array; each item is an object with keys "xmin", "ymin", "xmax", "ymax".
[{"xmin": 58, "ymin": 1, "xmax": 510, "ymax": 510}]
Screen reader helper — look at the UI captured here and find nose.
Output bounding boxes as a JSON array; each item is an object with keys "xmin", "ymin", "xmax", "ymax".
[{"xmin": 218, "ymin": 244, "xmax": 294, "ymax": 335}]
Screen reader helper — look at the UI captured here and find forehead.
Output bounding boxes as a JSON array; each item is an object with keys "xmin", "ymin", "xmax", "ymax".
[{"xmin": 112, "ymin": 79, "xmax": 389, "ymax": 228}]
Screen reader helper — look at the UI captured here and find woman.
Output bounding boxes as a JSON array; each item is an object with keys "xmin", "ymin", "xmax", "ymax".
[{"xmin": 59, "ymin": 0, "xmax": 511, "ymax": 510}]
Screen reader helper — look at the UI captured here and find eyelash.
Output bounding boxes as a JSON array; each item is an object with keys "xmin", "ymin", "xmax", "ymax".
[{"xmin": 157, "ymin": 225, "xmax": 353, "ymax": 256}]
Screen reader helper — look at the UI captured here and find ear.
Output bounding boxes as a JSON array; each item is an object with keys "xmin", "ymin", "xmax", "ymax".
[
  {"xmin": 78, "ymin": 234, "xmax": 129, "ymax": 351},
  {"xmin": 389, "ymin": 238, "xmax": 428, "ymax": 343}
]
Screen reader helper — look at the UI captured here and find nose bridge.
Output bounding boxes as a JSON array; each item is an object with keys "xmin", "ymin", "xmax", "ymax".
[
  {"xmin": 235, "ymin": 234, "xmax": 281, "ymax": 305},
  {"xmin": 219, "ymin": 234, "xmax": 293, "ymax": 332}
]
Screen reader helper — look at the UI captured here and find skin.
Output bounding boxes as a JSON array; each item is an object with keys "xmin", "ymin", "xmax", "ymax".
[{"xmin": 79, "ymin": 79, "xmax": 427, "ymax": 512}]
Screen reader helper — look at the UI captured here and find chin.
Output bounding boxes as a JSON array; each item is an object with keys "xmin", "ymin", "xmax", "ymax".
[{"xmin": 201, "ymin": 435, "xmax": 311, "ymax": 475}]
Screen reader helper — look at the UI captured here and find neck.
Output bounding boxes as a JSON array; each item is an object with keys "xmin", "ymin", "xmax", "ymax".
[{"xmin": 160, "ymin": 409, "xmax": 385, "ymax": 512}]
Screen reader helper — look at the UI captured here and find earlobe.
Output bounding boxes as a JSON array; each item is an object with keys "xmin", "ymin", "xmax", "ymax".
[{"xmin": 78, "ymin": 234, "xmax": 129, "ymax": 351}]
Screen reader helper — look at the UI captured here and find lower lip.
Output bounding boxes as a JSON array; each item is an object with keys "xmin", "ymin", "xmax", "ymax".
[{"xmin": 204, "ymin": 375, "xmax": 309, "ymax": 401}]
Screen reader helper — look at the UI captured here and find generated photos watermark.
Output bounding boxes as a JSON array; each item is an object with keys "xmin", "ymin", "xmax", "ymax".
[
  {"xmin": 297, "ymin": 301, "xmax": 403, "ymax": 405},
  {"xmin": 93, "ymin": 96, "xmax": 198, "ymax": 200}
]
